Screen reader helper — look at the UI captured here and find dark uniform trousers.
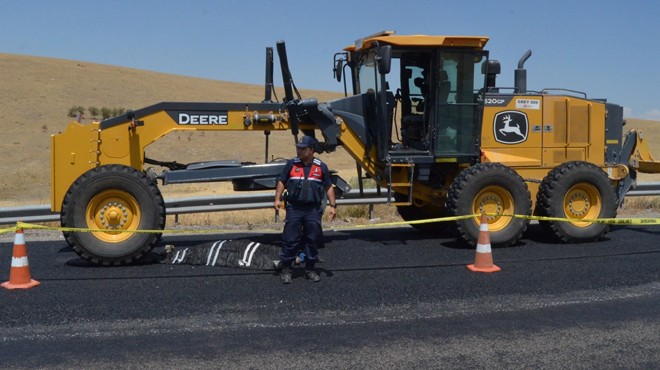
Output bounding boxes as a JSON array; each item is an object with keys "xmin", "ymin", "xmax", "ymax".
[{"xmin": 279, "ymin": 203, "xmax": 322, "ymax": 269}]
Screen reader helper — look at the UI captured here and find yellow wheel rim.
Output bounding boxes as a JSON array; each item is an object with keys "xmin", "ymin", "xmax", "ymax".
[
  {"xmin": 563, "ymin": 183, "xmax": 601, "ymax": 227},
  {"xmin": 472, "ymin": 185, "xmax": 514, "ymax": 231},
  {"xmin": 86, "ymin": 190, "xmax": 140, "ymax": 243}
]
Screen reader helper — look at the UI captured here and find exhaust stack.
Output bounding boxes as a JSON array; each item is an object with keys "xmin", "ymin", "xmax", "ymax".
[{"xmin": 515, "ymin": 49, "xmax": 532, "ymax": 94}]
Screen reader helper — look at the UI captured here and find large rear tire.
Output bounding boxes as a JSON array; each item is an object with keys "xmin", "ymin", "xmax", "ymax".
[
  {"xmin": 446, "ymin": 163, "xmax": 531, "ymax": 247},
  {"xmin": 61, "ymin": 165, "xmax": 166, "ymax": 266},
  {"xmin": 535, "ymin": 161, "xmax": 616, "ymax": 242}
]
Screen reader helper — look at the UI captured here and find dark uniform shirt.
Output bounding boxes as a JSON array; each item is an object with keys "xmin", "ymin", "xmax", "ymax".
[{"xmin": 279, "ymin": 157, "xmax": 332, "ymax": 206}]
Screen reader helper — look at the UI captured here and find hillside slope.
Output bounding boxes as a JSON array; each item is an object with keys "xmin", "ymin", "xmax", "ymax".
[{"xmin": 0, "ymin": 53, "xmax": 347, "ymax": 205}]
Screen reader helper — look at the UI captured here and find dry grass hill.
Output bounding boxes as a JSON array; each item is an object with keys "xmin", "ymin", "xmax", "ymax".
[
  {"xmin": 0, "ymin": 53, "xmax": 351, "ymax": 207},
  {"xmin": 1, "ymin": 53, "xmax": 659, "ymax": 209}
]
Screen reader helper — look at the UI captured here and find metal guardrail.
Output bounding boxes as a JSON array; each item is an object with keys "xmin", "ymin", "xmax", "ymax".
[
  {"xmin": 2, "ymin": 184, "xmax": 660, "ymax": 225},
  {"xmin": 0, "ymin": 189, "xmax": 388, "ymax": 225}
]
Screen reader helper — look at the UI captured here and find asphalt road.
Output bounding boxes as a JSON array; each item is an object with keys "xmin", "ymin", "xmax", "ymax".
[{"xmin": 0, "ymin": 223, "xmax": 659, "ymax": 369}]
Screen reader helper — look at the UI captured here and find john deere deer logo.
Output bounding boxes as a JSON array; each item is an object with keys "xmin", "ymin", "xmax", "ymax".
[{"xmin": 494, "ymin": 111, "xmax": 528, "ymax": 144}]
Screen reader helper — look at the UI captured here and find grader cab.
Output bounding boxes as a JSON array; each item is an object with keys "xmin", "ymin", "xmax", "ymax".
[
  {"xmin": 330, "ymin": 31, "xmax": 660, "ymax": 246},
  {"xmin": 51, "ymin": 31, "xmax": 660, "ymax": 265}
]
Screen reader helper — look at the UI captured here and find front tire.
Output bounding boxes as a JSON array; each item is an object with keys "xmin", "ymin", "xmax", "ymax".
[
  {"xmin": 535, "ymin": 161, "xmax": 617, "ymax": 242},
  {"xmin": 446, "ymin": 163, "xmax": 531, "ymax": 247},
  {"xmin": 61, "ymin": 165, "xmax": 166, "ymax": 265}
]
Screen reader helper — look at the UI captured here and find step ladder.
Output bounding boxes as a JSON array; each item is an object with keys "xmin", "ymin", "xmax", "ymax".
[{"xmin": 386, "ymin": 161, "xmax": 415, "ymax": 206}]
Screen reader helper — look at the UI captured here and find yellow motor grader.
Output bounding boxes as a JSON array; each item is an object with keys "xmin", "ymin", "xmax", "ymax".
[{"xmin": 51, "ymin": 31, "xmax": 660, "ymax": 265}]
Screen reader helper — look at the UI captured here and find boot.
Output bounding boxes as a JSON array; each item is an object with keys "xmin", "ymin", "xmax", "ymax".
[
  {"xmin": 280, "ymin": 268, "xmax": 292, "ymax": 284},
  {"xmin": 306, "ymin": 269, "xmax": 321, "ymax": 283}
]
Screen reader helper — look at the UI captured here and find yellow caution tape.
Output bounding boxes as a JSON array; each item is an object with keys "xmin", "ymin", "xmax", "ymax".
[
  {"xmin": 0, "ymin": 226, "xmax": 16, "ymax": 235},
  {"xmin": 504, "ymin": 214, "xmax": 660, "ymax": 225},
  {"xmin": 14, "ymin": 221, "xmax": 267, "ymax": 235},
  {"xmin": 1, "ymin": 213, "xmax": 659, "ymax": 239},
  {"xmin": 329, "ymin": 214, "xmax": 477, "ymax": 231}
]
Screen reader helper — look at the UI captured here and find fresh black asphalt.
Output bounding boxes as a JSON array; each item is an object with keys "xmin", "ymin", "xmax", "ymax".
[{"xmin": 1, "ymin": 224, "xmax": 659, "ymax": 369}]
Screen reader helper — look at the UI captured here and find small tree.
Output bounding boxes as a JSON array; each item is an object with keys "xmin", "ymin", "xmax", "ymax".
[
  {"xmin": 88, "ymin": 106, "xmax": 100, "ymax": 119},
  {"xmin": 101, "ymin": 107, "xmax": 113, "ymax": 120},
  {"xmin": 68, "ymin": 105, "xmax": 85, "ymax": 118},
  {"xmin": 111, "ymin": 107, "xmax": 126, "ymax": 117}
]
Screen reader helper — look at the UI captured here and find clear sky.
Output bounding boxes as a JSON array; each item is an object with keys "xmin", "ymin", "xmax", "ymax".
[{"xmin": 2, "ymin": 0, "xmax": 659, "ymax": 119}]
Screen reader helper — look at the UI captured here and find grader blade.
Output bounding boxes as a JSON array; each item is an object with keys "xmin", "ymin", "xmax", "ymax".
[{"xmin": 627, "ymin": 129, "xmax": 660, "ymax": 174}]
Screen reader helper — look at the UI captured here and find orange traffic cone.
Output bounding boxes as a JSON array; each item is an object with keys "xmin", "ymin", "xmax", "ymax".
[
  {"xmin": 2, "ymin": 229, "xmax": 40, "ymax": 289},
  {"xmin": 467, "ymin": 214, "xmax": 501, "ymax": 273}
]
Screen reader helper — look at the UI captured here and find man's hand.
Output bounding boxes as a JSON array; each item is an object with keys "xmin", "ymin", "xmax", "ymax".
[
  {"xmin": 326, "ymin": 186, "xmax": 336, "ymax": 221},
  {"xmin": 327, "ymin": 206, "xmax": 337, "ymax": 221},
  {"xmin": 274, "ymin": 181, "xmax": 285, "ymax": 211}
]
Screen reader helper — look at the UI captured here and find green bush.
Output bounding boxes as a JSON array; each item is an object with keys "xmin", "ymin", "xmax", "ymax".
[
  {"xmin": 100, "ymin": 107, "xmax": 113, "ymax": 119},
  {"xmin": 88, "ymin": 106, "xmax": 100, "ymax": 119},
  {"xmin": 111, "ymin": 107, "xmax": 126, "ymax": 117},
  {"xmin": 68, "ymin": 106, "xmax": 128, "ymax": 120},
  {"xmin": 67, "ymin": 106, "xmax": 85, "ymax": 118}
]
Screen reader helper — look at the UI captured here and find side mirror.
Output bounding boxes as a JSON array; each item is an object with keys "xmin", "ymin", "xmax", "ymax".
[
  {"xmin": 377, "ymin": 45, "xmax": 392, "ymax": 75},
  {"xmin": 334, "ymin": 59, "xmax": 343, "ymax": 82}
]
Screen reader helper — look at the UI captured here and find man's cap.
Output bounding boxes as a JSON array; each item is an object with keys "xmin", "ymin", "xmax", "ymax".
[{"xmin": 296, "ymin": 135, "xmax": 316, "ymax": 148}]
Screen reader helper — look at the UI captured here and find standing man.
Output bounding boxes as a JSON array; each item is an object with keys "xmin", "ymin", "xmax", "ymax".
[{"xmin": 274, "ymin": 135, "xmax": 337, "ymax": 284}]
